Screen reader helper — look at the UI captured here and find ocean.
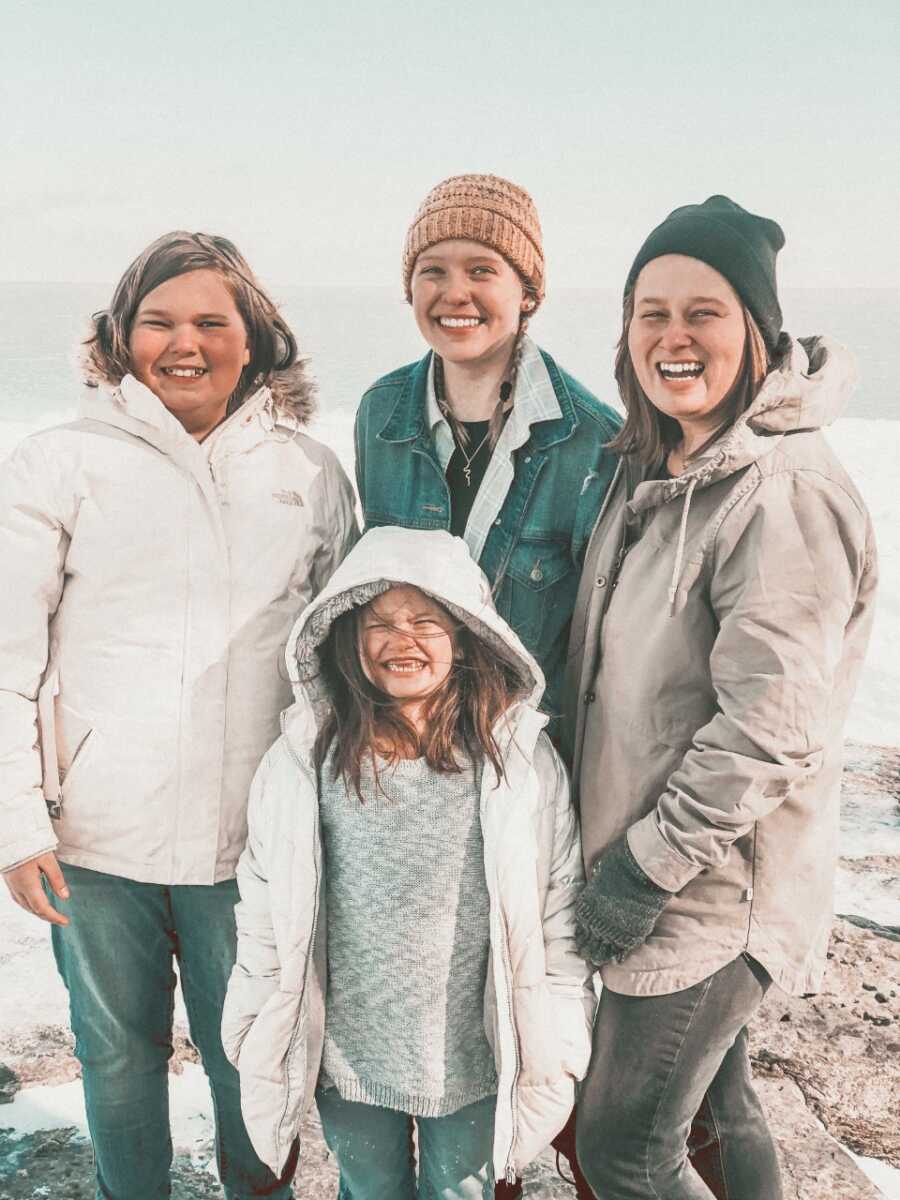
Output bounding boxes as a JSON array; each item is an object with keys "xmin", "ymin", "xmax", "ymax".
[{"xmin": 0, "ymin": 283, "xmax": 897, "ymax": 428}]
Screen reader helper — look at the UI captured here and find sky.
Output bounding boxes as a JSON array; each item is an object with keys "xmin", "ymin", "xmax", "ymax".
[{"xmin": 2, "ymin": 0, "xmax": 899, "ymax": 290}]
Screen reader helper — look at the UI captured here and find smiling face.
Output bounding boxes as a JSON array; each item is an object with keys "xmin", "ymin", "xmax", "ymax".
[
  {"xmin": 358, "ymin": 585, "xmax": 457, "ymax": 732},
  {"xmin": 128, "ymin": 268, "xmax": 251, "ymax": 440},
  {"xmin": 628, "ymin": 255, "xmax": 747, "ymax": 451},
  {"xmin": 410, "ymin": 239, "xmax": 530, "ymax": 371}
]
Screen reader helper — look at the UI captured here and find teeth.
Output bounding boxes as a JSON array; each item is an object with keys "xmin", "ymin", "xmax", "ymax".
[
  {"xmin": 658, "ymin": 361, "xmax": 704, "ymax": 377},
  {"xmin": 163, "ymin": 367, "xmax": 206, "ymax": 377},
  {"xmin": 439, "ymin": 317, "xmax": 481, "ymax": 328},
  {"xmin": 384, "ymin": 661, "xmax": 425, "ymax": 673}
]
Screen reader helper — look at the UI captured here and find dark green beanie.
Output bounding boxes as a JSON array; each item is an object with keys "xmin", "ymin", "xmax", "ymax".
[{"xmin": 625, "ymin": 195, "xmax": 785, "ymax": 354}]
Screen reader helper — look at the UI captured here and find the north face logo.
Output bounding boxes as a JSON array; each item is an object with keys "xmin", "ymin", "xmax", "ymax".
[{"xmin": 273, "ymin": 490, "xmax": 304, "ymax": 506}]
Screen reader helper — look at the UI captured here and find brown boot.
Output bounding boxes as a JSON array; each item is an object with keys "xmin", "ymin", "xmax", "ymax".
[
  {"xmin": 687, "ymin": 1095, "xmax": 728, "ymax": 1198},
  {"xmin": 551, "ymin": 1107, "xmax": 596, "ymax": 1198},
  {"xmin": 494, "ymin": 1177, "xmax": 523, "ymax": 1198}
]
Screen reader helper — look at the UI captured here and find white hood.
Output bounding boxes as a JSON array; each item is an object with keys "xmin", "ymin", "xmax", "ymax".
[{"xmin": 282, "ymin": 527, "xmax": 545, "ymax": 736}]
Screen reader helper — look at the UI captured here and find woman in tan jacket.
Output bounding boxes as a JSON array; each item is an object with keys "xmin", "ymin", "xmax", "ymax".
[{"xmin": 565, "ymin": 196, "xmax": 877, "ymax": 1199}]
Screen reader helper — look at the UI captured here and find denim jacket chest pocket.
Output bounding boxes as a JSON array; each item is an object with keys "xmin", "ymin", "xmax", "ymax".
[
  {"xmin": 498, "ymin": 536, "xmax": 578, "ymax": 655},
  {"xmin": 362, "ymin": 436, "xmax": 449, "ymax": 531}
]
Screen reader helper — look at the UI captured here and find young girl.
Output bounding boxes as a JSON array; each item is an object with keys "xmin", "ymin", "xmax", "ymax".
[
  {"xmin": 0, "ymin": 231, "xmax": 357, "ymax": 1198},
  {"xmin": 221, "ymin": 526, "xmax": 594, "ymax": 1198},
  {"xmin": 355, "ymin": 174, "xmax": 621, "ymax": 738}
]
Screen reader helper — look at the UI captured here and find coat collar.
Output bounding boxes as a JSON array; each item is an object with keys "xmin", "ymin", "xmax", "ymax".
[{"xmin": 80, "ymin": 374, "xmax": 282, "ymax": 465}]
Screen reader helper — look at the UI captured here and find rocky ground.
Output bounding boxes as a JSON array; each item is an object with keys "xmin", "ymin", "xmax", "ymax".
[{"xmin": 1, "ymin": 742, "xmax": 897, "ymax": 1198}]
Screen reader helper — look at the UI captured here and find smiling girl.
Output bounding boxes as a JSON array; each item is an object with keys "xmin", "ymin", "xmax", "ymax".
[
  {"xmin": 0, "ymin": 231, "xmax": 356, "ymax": 1199},
  {"xmin": 221, "ymin": 527, "xmax": 594, "ymax": 1198},
  {"xmin": 355, "ymin": 174, "xmax": 621, "ymax": 737}
]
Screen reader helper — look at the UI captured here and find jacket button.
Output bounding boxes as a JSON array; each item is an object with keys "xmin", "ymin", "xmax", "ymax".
[
  {"xmin": 596, "ymin": 575, "xmax": 607, "ymax": 587},
  {"xmin": 584, "ymin": 691, "xmax": 596, "ymax": 704},
  {"xmin": 494, "ymin": 518, "xmax": 502, "ymax": 527},
  {"xmin": 524, "ymin": 455, "xmax": 532, "ymax": 464}
]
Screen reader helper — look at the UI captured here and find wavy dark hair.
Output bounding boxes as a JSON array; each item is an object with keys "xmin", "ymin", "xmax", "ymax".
[
  {"xmin": 312, "ymin": 597, "xmax": 529, "ymax": 801},
  {"xmin": 82, "ymin": 231, "xmax": 298, "ymax": 410},
  {"xmin": 607, "ymin": 289, "xmax": 770, "ymax": 466}
]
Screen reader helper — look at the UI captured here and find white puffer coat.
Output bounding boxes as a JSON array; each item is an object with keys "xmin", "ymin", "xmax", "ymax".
[
  {"xmin": 0, "ymin": 372, "xmax": 357, "ymax": 883},
  {"xmin": 221, "ymin": 527, "xmax": 595, "ymax": 1182}
]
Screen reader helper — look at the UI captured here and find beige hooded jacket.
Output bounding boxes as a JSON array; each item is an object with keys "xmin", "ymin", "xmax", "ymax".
[
  {"xmin": 565, "ymin": 337, "xmax": 877, "ymax": 998},
  {"xmin": 221, "ymin": 527, "xmax": 595, "ymax": 1183},
  {"xmin": 0, "ymin": 373, "xmax": 357, "ymax": 883}
]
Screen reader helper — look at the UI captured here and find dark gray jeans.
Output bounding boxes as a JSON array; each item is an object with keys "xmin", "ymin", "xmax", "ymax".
[{"xmin": 576, "ymin": 954, "xmax": 783, "ymax": 1199}]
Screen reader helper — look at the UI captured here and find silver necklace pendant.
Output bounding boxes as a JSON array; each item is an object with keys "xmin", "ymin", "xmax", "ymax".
[{"xmin": 457, "ymin": 428, "xmax": 491, "ymax": 487}]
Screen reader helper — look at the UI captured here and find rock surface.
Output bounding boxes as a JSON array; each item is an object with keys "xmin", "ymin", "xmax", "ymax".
[{"xmin": 1, "ymin": 743, "xmax": 898, "ymax": 1197}]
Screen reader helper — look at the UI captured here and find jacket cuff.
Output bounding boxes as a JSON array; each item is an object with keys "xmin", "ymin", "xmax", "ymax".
[
  {"xmin": 0, "ymin": 796, "xmax": 58, "ymax": 874},
  {"xmin": 626, "ymin": 814, "xmax": 698, "ymax": 894}
]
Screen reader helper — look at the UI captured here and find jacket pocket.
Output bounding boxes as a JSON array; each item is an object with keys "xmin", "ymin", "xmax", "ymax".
[
  {"xmin": 232, "ymin": 988, "xmax": 305, "ymax": 1174},
  {"xmin": 58, "ymin": 711, "xmax": 96, "ymax": 791},
  {"xmin": 513, "ymin": 980, "xmax": 565, "ymax": 1086},
  {"xmin": 37, "ymin": 672, "xmax": 61, "ymax": 807},
  {"xmin": 501, "ymin": 539, "xmax": 577, "ymax": 652},
  {"xmin": 38, "ymin": 687, "xmax": 98, "ymax": 818},
  {"xmin": 49, "ymin": 703, "xmax": 103, "ymax": 835}
]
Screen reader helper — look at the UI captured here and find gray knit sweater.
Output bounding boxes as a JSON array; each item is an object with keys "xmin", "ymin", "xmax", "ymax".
[{"xmin": 318, "ymin": 750, "xmax": 497, "ymax": 1116}]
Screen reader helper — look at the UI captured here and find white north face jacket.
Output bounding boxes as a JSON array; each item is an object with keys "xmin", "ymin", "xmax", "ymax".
[
  {"xmin": 221, "ymin": 527, "xmax": 595, "ymax": 1183},
  {"xmin": 0, "ymin": 371, "xmax": 357, "ymax": 884}
]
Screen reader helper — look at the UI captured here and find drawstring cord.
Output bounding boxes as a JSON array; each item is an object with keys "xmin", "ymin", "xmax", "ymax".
[{"xmin": 668, "ymin": 476, "xmax": 698, "ymax": 614}]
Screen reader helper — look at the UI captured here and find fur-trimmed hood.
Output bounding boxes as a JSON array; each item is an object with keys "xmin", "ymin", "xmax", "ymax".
[
  {"xmin": 258, "ymin": 359, "xmax": 317, "ymax": 424},
  {"xmin": 279, "ymin": 527, "xmax": 547, "ymax": 757},
  {"xmin": 76, "ymin": 369, "xmax": 316, "ymax": 464},
  {"xmin": 81, "ymin": 358, "xmax": 317, "ymax": 425}
]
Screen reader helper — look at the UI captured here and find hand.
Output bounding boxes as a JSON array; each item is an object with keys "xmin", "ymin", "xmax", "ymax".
[
  {"xmin": 3, "ymin": 852, "xmax": 70, "ymax": 926},
  {"xmin": 575, "ymin": 834, "xmax": 669, "ymax": 966}
]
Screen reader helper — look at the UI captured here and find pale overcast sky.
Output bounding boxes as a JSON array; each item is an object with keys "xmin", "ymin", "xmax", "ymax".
[{"xmin": 2, "ymin": 0, "xmax": 898, "ymax": 289}]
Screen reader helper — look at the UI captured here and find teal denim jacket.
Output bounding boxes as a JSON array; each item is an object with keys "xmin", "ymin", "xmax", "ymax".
[{"xmin": 354, "ymin": 348, "xmax": 621, "ymax": 733}]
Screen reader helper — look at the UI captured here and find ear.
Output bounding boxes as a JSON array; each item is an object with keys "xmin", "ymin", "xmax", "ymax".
[
  {"xmin": 242, "ymin": 346, "xmax": 251, "ymax": 366},
  {"xmin": 521, "ymin": 296, "xmax": 535, "ymax": 313}
]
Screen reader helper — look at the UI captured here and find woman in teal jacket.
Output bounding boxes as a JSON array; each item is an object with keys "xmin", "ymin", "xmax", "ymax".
[{"xmin": 355, "ymin": 173, "xmax": 620, "ymax": 735}]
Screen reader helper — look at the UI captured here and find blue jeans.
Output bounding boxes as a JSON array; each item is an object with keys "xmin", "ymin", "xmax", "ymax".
[
  {"xmin": 576, "ymin": 954, "xmax": 782, "ymax": 1199},
  {"xmin": 48, "ymin": 864, "xmax": 296, "ymax": 1200},
  {"xmin": 317, "ymin": 1087, "xmax": 495, "ymax": 1199}
]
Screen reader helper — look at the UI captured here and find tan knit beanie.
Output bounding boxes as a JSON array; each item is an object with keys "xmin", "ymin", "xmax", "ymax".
[{"xmin": 402, "ymin": 174, "xmax": 545, "ymax": 307}]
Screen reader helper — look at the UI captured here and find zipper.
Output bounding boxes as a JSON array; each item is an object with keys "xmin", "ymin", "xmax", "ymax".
[
  {"xmin": 482, "ymin": 753, "xmax": 521, "ymax": 1183},
  {"xmin": 745, "ymin": 825, "xmax": 759, "ymax": 944},
  {"xmin": 274, "ymin": 717, "xmax": 321, "ymax": 1164},
  {"xmin": 497, "ymin": 898, "xmax": 522, "ymax": 1183},
  {"xmin": 171, "ymin": 473, "xmax": 194, "ymax": 879}
]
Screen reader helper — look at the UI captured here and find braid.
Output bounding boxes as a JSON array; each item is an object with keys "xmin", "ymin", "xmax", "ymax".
[{"xmin": 435, "ymin": 320, "xmax": 527, "ymax": 451}]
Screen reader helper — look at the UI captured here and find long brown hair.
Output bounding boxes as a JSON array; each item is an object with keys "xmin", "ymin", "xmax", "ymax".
[
  {"xmin": 83, "ymin": 231, "xmax": 299, "ymax": 411},
  {"xmin": 311, "ymin": 598, "xmax": 529, "ymax": 801},
  {"xmin": 608, "ymin": 289, "xmax": 770, "ymax": 466}
]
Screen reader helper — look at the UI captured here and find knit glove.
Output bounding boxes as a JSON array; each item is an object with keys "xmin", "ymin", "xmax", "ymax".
[{"xmin": 575, "ymin": 834, "xmax": 671, "ymax": 966}]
